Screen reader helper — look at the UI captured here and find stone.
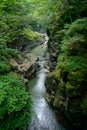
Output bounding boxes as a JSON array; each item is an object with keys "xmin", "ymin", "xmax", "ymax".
[
  {"xmin": 9, "ymin": 52, "xmax": 38, "ymax": 83},
  {"xmin": 20, "ymin": 75, "xmax": 28, "ymax": 83},
  {"xmin": 9, "ymin": 58, "xmax": 18, "ymax": 69},
  {"xmin": 44, "ymin": 69, "xmax": 50, "ymax": 74}
]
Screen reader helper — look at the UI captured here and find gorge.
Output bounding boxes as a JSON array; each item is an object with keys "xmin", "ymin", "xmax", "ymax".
[
  {"xmin": 0, "ymin": 0, "xmax": 87, "ymax": 130},
  {"xmin": 27, "ymin": 41, "xmax": 66, "ymax": 130}
]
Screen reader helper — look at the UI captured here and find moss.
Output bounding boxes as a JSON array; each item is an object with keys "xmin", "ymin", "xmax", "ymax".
[
  {"xmin": 68, "ymin": 70, "xmax": 87, "ymax": 84},
  {"xmin": 65, "ymin": 82, "xmax": 75, "ymax": 96},
  {"xmin": 53, "ymin": 68, "xmax": 61, "ymax": 80},
  {"xmin": 66, "ymin": 82, "xmax": 74, "ymax": 91},
  {"xmin": 22, "ymin": 27, "xmax": 43, "ymax": 42},
  {"xmin": 46, "ymin": 0, "xmax": 87, "ymax": 128}
]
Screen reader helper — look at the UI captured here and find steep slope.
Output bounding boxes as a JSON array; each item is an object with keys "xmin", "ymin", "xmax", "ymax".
[{"xmin": 45, "ymin": 0, "xmax": 87, "ymax": 129}]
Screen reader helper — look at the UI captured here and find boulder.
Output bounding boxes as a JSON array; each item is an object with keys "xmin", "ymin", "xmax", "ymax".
[
  {"xmin": 44, "ymin": 69, "xmax": 50, "ymax": 74},
  {"xmin": 9, "ymin": 58, "xmax": 18, "ymax": 69},
  {"xmin": 9, "ymin": 52, "xmax": 37, "ymax": 83}
]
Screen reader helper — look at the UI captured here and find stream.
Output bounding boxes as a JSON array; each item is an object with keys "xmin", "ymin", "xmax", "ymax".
[{"xmin": 28, "ymin": 35, "xmax": 67, "ymax": 130}]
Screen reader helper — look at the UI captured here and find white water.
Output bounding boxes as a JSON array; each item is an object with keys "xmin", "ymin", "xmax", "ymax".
[
  {"xmin": 28, "ymin": 34, "xmax": 67, "ymax": 130},
  {"xmin": 28, "ymin": 58, "xmax": 66, "ymax": 130}
]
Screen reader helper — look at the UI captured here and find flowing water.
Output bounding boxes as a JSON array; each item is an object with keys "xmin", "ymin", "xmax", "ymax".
[{"xmin": 28, "ymin": 35, "xmax": 67, "ymax": 130}]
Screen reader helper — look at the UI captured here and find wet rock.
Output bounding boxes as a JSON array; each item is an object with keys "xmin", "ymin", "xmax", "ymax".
[
  {"xmin": 45, "ymin": 73, "xmax": 57, "ymax": 105},
  {"xmin": 44, "ymin": 69, "xmax": 50, "ymax": 74},
  {"xmin": 36, "ymin": 57, "xmax": 39, "ymax": 62},
  {"xmin": 20, "ymin": 75, "xmax": 28, "ymax": 83}
]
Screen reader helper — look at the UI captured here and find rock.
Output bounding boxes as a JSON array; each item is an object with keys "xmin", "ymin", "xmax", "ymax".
[
  {"xmin": 25, "ymin": 63, "xmax": 37, "ymax": 78},
  {"xmin": 44, "ymin": 69, "xmax": 50, "ymax": 74},
  {"xmin": 18, "ymin": 62, "xmax": 31, "ymax": 72},
  {"xmin": 44, "ymin": 64, "xmax": 50, "ymax": 69},
  {"xmin": 46, "ymin": 66, "xmax": 50, "ymax": 70},
  {"xmin": 45, "ymin": 93, "xmax": 51, "ymax": 103},
  {"xmin": 22, "ymin": 51, "xmax": 31, "ymax": 58},
  {"xmin": 9, "ymin": 52, "xmax": 38, "ymax": 83},
  {"xmin": 20, "ymin": 75, "xmax": 28, "ymax": 83},
  {"xmin": 9, "ymin": 58, "xmax": 18, "ymax": 69},
  {"xmin": 45, "ymin": 73, "xmax": 57, "ymax": 104},
  {"xmin": 45, "ymin": 93, "xmax": 55, "ymax": 106},
  {"xmin": 45, "ymin": 70, "xmax": 84, "ymax": 128},
  {"xmin": 36, "ymin": 57, "xmax": 39, "ymax": 61}
]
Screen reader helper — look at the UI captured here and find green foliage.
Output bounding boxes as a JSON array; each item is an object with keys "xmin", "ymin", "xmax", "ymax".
[
  {"xmin": 81, "ymin": 96, "xmax": 87, "ymax": 116},
  {"xmin": 58, "ymin": 18, "xmax": 87, "ymax": 73},
  {"xmin": 67, "ymin": 18, "xmax": 87, "ymax": 36},
  {"xmin": 0, "ymin": 61, "xmax": 11, "ymax": 74},
  {"xmin": 0, "ymin": 43, "xmax": 20, "ymax": 58},
  {"xmin": 0, "ymin": 2, "xmax": 33, "ymax": 129},
  {"xmin": 0, "ymin": 0, "xmax": 55, "ymax": 129},
  {"xmin": 47, "ymin": 0, "xmax": 87, "ymax": 127},
  {"xmin": 58, "ymin": 55, "xmax": 87, "ymax": 72},
  {"xmin": 55, "ymin": 18, "xmax": 87, "ymax": 98},
  {"xmin": 23, "ymin": 27, "xmax": 42, "ymax": 41},
  {"xmin": 25, "ymin": 0, "xmax": 54, "ymax": 29},
  {"xmin": 0, "ymin": 73, "xmax": 32, "ymax": 130}
]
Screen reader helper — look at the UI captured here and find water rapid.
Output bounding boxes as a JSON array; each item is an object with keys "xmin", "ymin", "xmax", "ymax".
[{"xmin": 28, "ymin": 34, "xmax": 67, "ymax": 130}]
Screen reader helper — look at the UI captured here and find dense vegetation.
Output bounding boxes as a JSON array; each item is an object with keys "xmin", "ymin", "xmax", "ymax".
[
  {"xmin": 0, "ymin": 0, "xmax": 54, "ymax": 129},
  {"xmin": 46, "ymin": 0, "xmax": 87, "ymax": 129},
  {"xmin": 0, "ymin": 74, "xmax": 31, "ymax": 130},
  {"xmin": 0, "ymin": 0, "xmax": 33, "ymax": 129}
]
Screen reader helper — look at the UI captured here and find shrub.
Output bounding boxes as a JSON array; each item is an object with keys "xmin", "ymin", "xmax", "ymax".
[
  {"xmin": 0, "ymin": 73, "xmax": 32, "ymax": 130},
  {"xmin": 0, "ymin": 61, "xmax": 11, "ymax": 74}
]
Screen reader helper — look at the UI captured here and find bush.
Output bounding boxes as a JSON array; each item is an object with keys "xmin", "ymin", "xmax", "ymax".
[
  {"xmin": 67, "ymin": 18, "xmax": 87, "ymax": 36},
  {"xmin": 57, "ymin": 18, "xmax": 87, "ymax": 72},
  {"xmin": 0, "ymin": 61, "xmax": 11, "ymax": 74},
  {"xmin": 0, "ymin": 73, "xmax": 32, "ymax": 130}
]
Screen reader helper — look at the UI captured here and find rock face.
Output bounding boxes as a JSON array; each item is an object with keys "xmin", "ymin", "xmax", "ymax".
[
  {"xmin": 44, "ymin": 68, "xmax": 50, "ymax": 74},
  {"xmin": 45, "ymin": 73, "xmax": 57, "ymax": 104},
  {"xmin": 9, "ymin": 52, "xmax": 38, "ymax": 84},
  {"xmin": 45, "ymin": 72, "xmax": 82, "ymax": 129},
  {"xmin": 9, "ymin": 32, "xmax": 47, "ymax": 84},
  {"xmin": 45, "ymin": 17, "xmax": 87, "ymax": 130},
  {"xmin": 12, "ymin": 32, "xmax": 45, "ymax": 51}
]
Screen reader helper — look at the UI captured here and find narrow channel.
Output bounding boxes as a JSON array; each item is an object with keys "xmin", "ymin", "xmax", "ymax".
[{"xmin": 28, "ymin": 35, "xmax": 67, "ymax": 130}]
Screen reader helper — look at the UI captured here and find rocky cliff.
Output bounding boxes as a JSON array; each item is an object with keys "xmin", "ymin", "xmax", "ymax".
[{"xmin": 9, "ymin": 32, "xmax": 46, "ymax": 84}]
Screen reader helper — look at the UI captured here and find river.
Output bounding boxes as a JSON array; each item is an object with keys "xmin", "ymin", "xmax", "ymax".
[{"xmin": 28, "ymin": 35, "xmax": 67, "ymax": 130}]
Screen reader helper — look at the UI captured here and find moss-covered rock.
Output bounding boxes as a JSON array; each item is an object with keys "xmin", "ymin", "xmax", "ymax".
[{"xmin": 46, "ymin": 8, "xmax": 87, "ymax": 130}]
